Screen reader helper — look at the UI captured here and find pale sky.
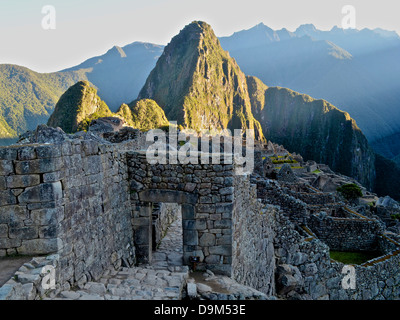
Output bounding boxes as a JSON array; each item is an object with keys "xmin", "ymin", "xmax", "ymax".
[{"xmin": 0, "ymin": 0, "xmax": 399, "ymax": 73}]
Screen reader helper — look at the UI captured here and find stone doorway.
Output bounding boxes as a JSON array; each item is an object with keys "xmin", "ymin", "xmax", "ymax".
[
  {"xmin": 133, "ymin": 190, "xmax": 198, "ymax": 268},
  {"xmin": 151, "ymin": 203, "xmax": 184, "ymax": 269}
]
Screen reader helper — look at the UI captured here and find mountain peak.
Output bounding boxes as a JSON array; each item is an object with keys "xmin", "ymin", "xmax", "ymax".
[
  {"xmin": 174, "ymin": 21, "xmax": 217, "ymax": 43},
  {"xmin": 47, "ymin": 81, "xmax": 112, "ymax": 133},
  {"xmin": 105, "ymin": 45, "xmax": 127, "ymax": 58},
  {"xmin": 137, "ymin": 21, "xmax": 264, "ymax": 139},
  {"xmin": 295, "ymin": 24, "xmax": 318, "ymax": 36}
]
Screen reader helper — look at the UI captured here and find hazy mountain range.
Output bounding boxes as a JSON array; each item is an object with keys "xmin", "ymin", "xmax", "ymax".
[
  {"xmin": 47, "ymin": 21, "xmax": 376, "ymax": 194},
  {"xmin": 1, "ymin": 21, "xmax": 400, "ymax": 199},
  {"xmin": 219, "ymin": 23, "xmax": 400, "ymax": 162},
  {"xmin": 1, "ymin": 23, "xmax": 399, "ymax": 163}
]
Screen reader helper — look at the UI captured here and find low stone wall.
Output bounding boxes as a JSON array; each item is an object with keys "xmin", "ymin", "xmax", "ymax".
[
  {"xmin": 308, "ymin": 213, "xmax": 384, "ymax": 252},
  {"xmin": 231, "ymin": 175, "xmax": 276, "ymax": 296},
  {"xmin": 273, "ymin": 206, "xmax": 400, "ymax": 299},
  {"xmin": 289, "ymin": 191, "xmax": 336, "ymax": 206},
  {"xmin": 254, "ymin": 178, "xmax": 308, "ymax": 224}
]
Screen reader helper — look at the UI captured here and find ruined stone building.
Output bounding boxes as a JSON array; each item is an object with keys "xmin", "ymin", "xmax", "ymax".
[{"xmin": 0, "ymin": 125, "xmax": 400, "ymax": 300}]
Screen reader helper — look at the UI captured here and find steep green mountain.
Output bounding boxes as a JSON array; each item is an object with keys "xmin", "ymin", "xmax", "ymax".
[
  {"xmin": 117, "ymin": 99, "xmax": 169, "ymax": 131},
  {"xmin": 247, "ymin": 77, "xmax": 376, "ymax": 189},
  {"xmin": 137, "ymin": 21, "xmax": 264, "ymax": 140},
  {"xmin": 47, "ymin": 81, "xmax": 113, "ymax": 133},
  {"xmin": 47, "ymin": 81, "xmax": 169, "ymax": 133},
  {"xmin": 136, "ymin": 21, "xmax": 375, "ymax": 189},
  {"xmin": 0, "ymin": 64, "xmax": 87, "ymax": 142}
]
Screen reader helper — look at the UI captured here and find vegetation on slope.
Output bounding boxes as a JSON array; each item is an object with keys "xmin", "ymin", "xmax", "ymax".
[
  {"xmin": 47, "ymin": 81, "xmax": 112, "ymax": 133},
  {"xmin": 137, "ymin": 21, "xmax": 265, "ymax": 140},
  {"xmin": 248, "ymin": 81, "xmax": 376, "ymax": 190},
  {"xmin": 0, "ymin": 64, "xmax": 88, "ymax": 138},
  {"xmin": 120, "ymin": 99, "xmax": 169, "ymax": 131}
]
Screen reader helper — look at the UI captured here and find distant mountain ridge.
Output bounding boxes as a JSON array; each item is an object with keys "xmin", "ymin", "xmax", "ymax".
[
  {"xmin": 2, "ymin": 21, "xmax": 400, "ymax": 199},
  {"xmin": 219, "ymin": 23, "xmax": 400, "ymax": 162},
  {"xmin": 62, "ymin": 42, "xmax": 164, "ymax": 111}
]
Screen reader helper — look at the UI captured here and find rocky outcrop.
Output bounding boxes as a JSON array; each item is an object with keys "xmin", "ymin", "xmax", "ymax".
[
  {"xmin": 118, "ymin": 99, "xmax": 169, "ymax": 131},
  {"xmin": 247, "ymin": 80, "xmax": 376, "ymax": 190},
  {"xmin": 47, "ymin": 81, "xmax": 113, "ymax": 133}
]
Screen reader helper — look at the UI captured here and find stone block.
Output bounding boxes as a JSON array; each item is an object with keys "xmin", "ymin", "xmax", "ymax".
[
  {"xmin": 0, "ymin": 224, "xmax": 8, "ymax": 238},
  {"xmin": 213, "ymin": 219, "xmax": 232, "ymax": 229},
  {"xmin": 183, "ymin": 230, "xmax": 198, "ymax": 246},
  {"xmin": 215, "ymin": 203, "xmax": 233, "ymax": 214},
  {"xmin": 187, "ymin": 283, "xmax": 197, "ymax": 298},
  {"xmin": 0, "ymin": 238, "xmax": 22, "ymax": 249},
  {"xmin": 0, "ymin": 176, "xmax": 6, "ymax": 190},
  {"xmin": 196, "ymin": 204, "xmax": 215, "ymax": 213},
  {"xmin": 0, "ymin": 190, "xmax": 17, "ymax": 206},
  {"xmin": 18, "ymin": 238, "xmax": 60, "ymax": 255},
  {"xmin": 39, "ymin": 225, "xmax": 57, "ymax": 238},
  {"xmin": 134, "ymin": 225, "xmax": 151, "ymax": 245},
  {"xmin": 208, "ymin": 245, "xmax": 231, "ymax": 256},
  {"xmin": 18, "ymin": 182, "xmax": 63, "ymax": 204},
  {"xmin": 194, "ymin": 219, "xmax": 207, "ymax": 230},
  {"xmin": 205, "ymin": 255, "xmax": 220, "ymax": 264},
  {"xmin": 9, "ymin": 226, "xmax": 38, "ymax": 240},
  {"xmin": 17, "ymin": 146, "xmax": 37, "ymax": 160},
  {"xmin": 6, "ymin": 175, "xmax": 40, "ymax": 189},
  {"xmin": 139, "ymin": 189, "xmax": 198, "ymax": 204},
  {"xmin": 183, "ymin": 220, "xmax": 196, "ymax": 230},
  {"xmin": 35, "ymin": 145, "xmax": 62, "ymax": 159},
  {"xmin": 181, "ymin": 204, "xmax": 195, "ymax": 220},
  {"xmin": 219, "ymin": 187, "xmax": 234, "ymax": 195},
  {"xmin": 43, "ymin": 171, "xmax": 64, "ymax": 183},
  {"xmin": 83, "ymin": 155, "xmax": 101, "ymax": 174},
  {"xmin": 0, "ymin": 205, "xmax": 28, "ymax": 224},
  {"xmin": 14, "ymin": 158, "xmax": 63, "ymax": 174},
  {"xmin": 0, "ymin": 148, "xmax": 18, "ymax": 160},
  {"xmin": 0, "ymin": 160, "xmax": 14, "ymax": 175},
  {"xmin": 199, "ymin": 233, "xmax": 216, "ymax": 246},
  {"xmin": 82, "ymin": 141, "xmax": 99, "ymax": 156},
  {"xmin": 184, "ymin": 182, "xmax": 196, "ymax": 192},
  {"xmin": 216, "ymin": 235, "xmax": 231, "ymax": 245}
]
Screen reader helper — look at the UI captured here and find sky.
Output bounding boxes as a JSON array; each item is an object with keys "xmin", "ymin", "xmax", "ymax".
[{"xmin": 0, "ymin": 0, "xmax": 399, "ymax": 73}]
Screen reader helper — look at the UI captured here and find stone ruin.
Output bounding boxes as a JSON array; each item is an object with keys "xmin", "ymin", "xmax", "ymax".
[{"xmin": 0, "ymin": 124, "xmax": 400, "ymax": 300}]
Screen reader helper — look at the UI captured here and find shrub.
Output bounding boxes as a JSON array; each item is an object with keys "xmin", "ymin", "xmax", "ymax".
[{"xmin": 336, "ymin": 183, "xmax": 363, "ymax": 200}]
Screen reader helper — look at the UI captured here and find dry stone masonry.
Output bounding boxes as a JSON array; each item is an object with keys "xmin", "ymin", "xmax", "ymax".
[{"xmin": 1, "ymin": 125, "xmax": 400, "ymax": 300}]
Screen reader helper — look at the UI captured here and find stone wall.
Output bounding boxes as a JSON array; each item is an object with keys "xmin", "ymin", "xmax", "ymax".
[
  {"xmin": 308, "ymin": 213, "xmax": 384, "ymax": 252},
  {"xmin": 254, "ymin": 177, "xmax": 308, "ymax": 224},
  {"xmin": 56, "ymin": 139, "xmax": 136, "ymax": 288},
  {"xmin": 0, "ymin": 138, "xmax": 142, "ymax": 293},
  {"xmin": 0, "ymin": 144, "xmax": 64, "ymax": 257},
  {"xmin": 231, "ymin": 175, "xmax": 276, "ymax": 296},
  {"xmin": 273, "ymin": 205, "xmax": 400, "ymax": 299},
  {"xmin": 127, "ymin": 151, "xmax": 236, "ymax": 275}
]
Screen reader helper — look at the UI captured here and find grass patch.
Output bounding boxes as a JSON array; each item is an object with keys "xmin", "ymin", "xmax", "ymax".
[{"xmin": 330, "ymin": 250, "xmax": 381, "ymax": 265}]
